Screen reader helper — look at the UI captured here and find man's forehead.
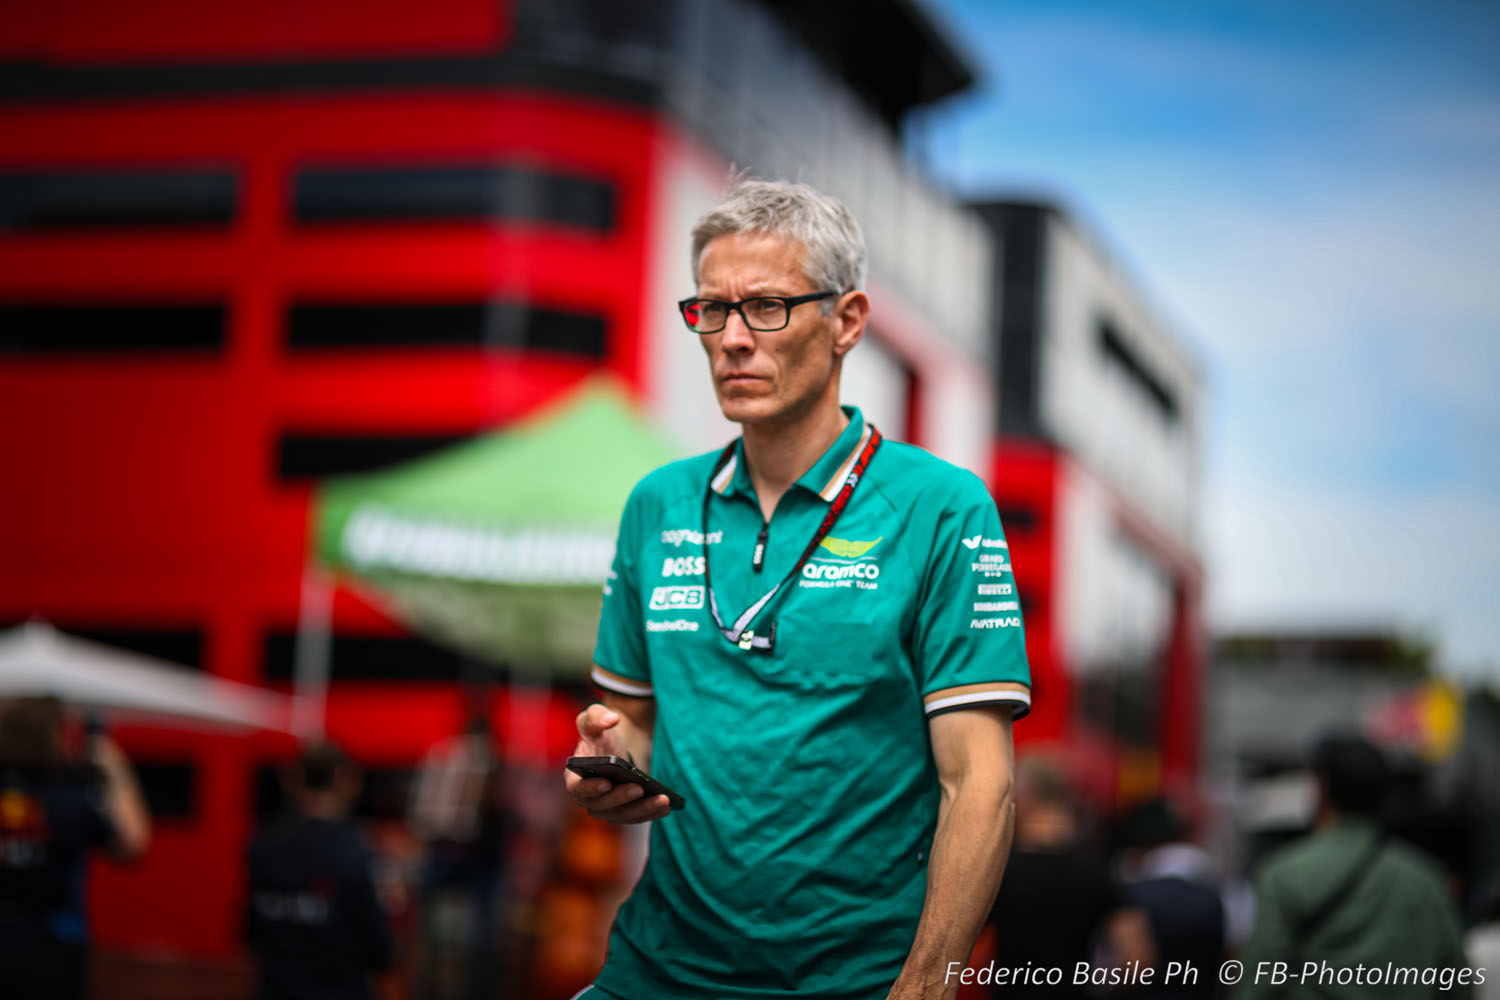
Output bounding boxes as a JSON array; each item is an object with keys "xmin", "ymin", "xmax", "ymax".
[{"xmin": 697, "ymin": 231, "xmax": 808, "ymax": 288}]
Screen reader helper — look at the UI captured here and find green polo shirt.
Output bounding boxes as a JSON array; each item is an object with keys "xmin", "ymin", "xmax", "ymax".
[{"xmin": 591, "ymin": 406, "xmax": 1030, "ymax": 1000}]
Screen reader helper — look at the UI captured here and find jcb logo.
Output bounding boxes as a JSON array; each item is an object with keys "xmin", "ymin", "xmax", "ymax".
[
  {"xmin": 661, "ymin": 556, "xmax": 705, "ymax": 578},
  {"xmin": 649, "ymin": 586, "xmax": 705, "ymax": 611}
]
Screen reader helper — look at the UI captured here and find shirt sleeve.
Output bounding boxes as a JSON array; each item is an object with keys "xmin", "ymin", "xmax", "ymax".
[
  {"xmin": 911, "ymin": 471, "xmax": 1032, "ymax": 719},
  {"xmin": 591, "ymin": 480, "xmax": 653, "ymax": 697}
]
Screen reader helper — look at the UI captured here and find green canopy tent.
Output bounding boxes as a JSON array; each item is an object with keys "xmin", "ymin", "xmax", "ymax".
[{"xmin": 298, "ymin": 379, "xmax": 686, "ymax": 731}]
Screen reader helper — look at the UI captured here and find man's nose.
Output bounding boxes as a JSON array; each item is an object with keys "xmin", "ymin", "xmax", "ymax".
[{"xmin": 719, "ymin": 310, "xmax": 756, "ymax": 351}]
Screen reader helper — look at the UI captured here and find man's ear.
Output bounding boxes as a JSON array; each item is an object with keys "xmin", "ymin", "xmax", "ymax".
[{"xmin": 831, "ymin": 290, "xmax": 869, "ymax": 358}]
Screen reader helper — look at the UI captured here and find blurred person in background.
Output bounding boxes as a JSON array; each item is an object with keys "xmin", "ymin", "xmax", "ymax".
[
  {"xmin": 1237, "ymin": 734, "xmax": 1472, "ymax": 999},
  {"xmin": 408, "ymin": 707, "xmax": 512, "ymax": 999},
  {"xmin": 567, "ymin": 179, "xmax": 1030, "ymax": 1000},
  {"xmin": 1118, "ymin": 798, "xmax": 1227, "ymax": 998},
  {"xmin": 984, "ymin": 753, "xmax": 1154, "ymax": 998},
  {"xmin": 246, "ymin": 741, "xmax": 393, "ymax": 1000},
  {"xmin": 0, "ymin": 696, "xmax": 150, "ymax": 1000}
]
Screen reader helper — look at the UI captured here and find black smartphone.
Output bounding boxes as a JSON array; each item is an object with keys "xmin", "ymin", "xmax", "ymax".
[{"xmin": 566, "ymin": 755, "xmax": 686, "ymax": 811}]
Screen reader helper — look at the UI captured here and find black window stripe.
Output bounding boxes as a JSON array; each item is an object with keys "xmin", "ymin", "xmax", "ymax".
[
  {"xmin": 1098, "ymin": 317, "xmax": 1178, "ymax": 424},
  {"xmin": 275, "ymin": 433, "xmax": 474, "ymax": 481},
  {"xmin": 134, "ymin": 761, "xmax": 198, "ymax": 818},
  {"xmin": 294, "ymin": 165, "xmax": 614, "ymax": 232},
  {"xmin": 0, "ymin": 170, "xmax": 236, "ymax": 230},
  {"xmin": 995, "ymin": 505, "xmax": 1039, "ymax": 533},
  {"xmin": 0, "ymin": 304, "xmax": 226, "ymax": 355},
  {"xmin": 263, "ymin": 631, "xmax": 469, "ymax": 681},
  {"xmin": 286, "ymin": 302, "xmax": 606, "ymax": 357}
]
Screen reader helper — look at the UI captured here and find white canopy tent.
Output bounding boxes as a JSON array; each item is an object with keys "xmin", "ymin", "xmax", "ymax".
[{"xmin": 0, "ymin": 621, "xmax": 303, "ymax": 734}]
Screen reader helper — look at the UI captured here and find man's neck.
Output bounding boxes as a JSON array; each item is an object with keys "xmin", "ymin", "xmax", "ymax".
[{"xmin": 741, "ymin": 399, "xmax": 848, "ymax": 521}]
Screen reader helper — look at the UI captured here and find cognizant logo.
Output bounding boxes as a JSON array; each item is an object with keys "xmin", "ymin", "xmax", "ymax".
[
  {"xmin": 660, "ymin": 528, "xmax": 722, "ymax": 547},
  {"xmin": 802, "ymin": 562, "xmax": 881, "ymax": 581}
]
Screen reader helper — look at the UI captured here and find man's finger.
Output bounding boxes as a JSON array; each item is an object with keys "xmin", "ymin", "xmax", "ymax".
[
  {"xmin": 591, "ymin": 794, "xmax": 672, "ymax": 825},
  {"xmin": 563, "ymin": 773, "xmax": 614, "ymax": 801},
  {"xmin": 581, "ymin": 781, "xmax": 647, "ymax": 813}
]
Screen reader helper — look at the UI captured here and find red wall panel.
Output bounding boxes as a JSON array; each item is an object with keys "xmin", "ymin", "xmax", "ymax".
[{"xmin": 0, "ymin": 91, "xmax": 656, "ymax": 956}]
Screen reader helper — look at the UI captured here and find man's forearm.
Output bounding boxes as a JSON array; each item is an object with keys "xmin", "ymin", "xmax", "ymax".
[{"xmin": 888, "ymin": 774, "xmax": 1014, "ymax": 999}]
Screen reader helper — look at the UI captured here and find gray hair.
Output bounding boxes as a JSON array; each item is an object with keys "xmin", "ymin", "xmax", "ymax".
[{"xmin": 690, "ymin": 180, "xmax": 869, "ymax": 304}]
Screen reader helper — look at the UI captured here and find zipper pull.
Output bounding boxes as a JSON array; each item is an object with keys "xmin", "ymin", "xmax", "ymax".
[{"xmin": 752, "ymin": 522, "xmax": 768, "ymax": 572}]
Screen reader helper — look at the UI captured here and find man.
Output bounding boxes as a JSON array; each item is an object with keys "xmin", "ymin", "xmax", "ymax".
[
  {"xmin": 409, "ymin": 707, "xmax": 513, "ymax": 1000},
  {"xmin": 0, "ymin": 697, "xmax": 150, "ymax": 1000},
  {"xmin": 247, "ymin": 742, "xmax": 393, "ymax": 1000},
  {"xmin": 1117, "ymin": 798, "xmax": 1223, "ymax": 1000},
  {"xmin": 984, "ymin": 755, "xmax": 1154, "ymax": 999},
  {"xmin": 1237, "ymin": 734, "xmax": 1472, "ymax": 999},
  {"xmin": 565, "ymin": 180, "xmax": 1031, "ymax": 1000}
]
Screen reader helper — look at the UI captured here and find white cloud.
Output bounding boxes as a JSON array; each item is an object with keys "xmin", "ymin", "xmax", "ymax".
[{"xmin": 1098, "ymin": 163, "xmax": 1500, "ymax": 350}]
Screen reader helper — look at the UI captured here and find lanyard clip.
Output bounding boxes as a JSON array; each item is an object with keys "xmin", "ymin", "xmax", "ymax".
[{"xmin": 736, "ymin": 621, "xmax": 777, "ymax": 653}]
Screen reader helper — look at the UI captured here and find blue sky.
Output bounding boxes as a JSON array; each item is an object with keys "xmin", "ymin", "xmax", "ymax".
[{"xmin": 919, "ymin": 0, "xmax": 1500, "ymax": 677}]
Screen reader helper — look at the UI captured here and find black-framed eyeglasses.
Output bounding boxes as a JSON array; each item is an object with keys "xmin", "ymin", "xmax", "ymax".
[{"xmin": 677, "ymin": 290, "xmax": 838, "ymax": 334}]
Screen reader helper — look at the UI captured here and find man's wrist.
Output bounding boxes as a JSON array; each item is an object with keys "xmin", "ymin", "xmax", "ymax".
[{"xmin": 885, "ymin": 971, "xmax": 957, "ymax": 1000}]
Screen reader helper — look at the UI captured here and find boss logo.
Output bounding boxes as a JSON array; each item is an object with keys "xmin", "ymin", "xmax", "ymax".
[
  {"xmin": 649, "ymin": 586, "xmax": 705, "ymax": 611},
  {"xmin": 661, "ymin": 556, "xmax": 706, "ymax": 578}
]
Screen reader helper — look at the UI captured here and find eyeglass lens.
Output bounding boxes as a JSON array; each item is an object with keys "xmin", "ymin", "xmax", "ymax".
[{"xmin": 685, "ymin": 298, "xmax": 789, "ymax": 333}]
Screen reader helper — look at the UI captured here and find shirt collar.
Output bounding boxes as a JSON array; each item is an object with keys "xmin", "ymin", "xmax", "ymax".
[{"xmin": 712, "ymin": 406, "xmax": 868, "ymax": 505}]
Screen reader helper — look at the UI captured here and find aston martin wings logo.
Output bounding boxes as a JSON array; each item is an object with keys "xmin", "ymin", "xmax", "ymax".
[{"xmin": 819, "ymin": 535, "xmax": 883, "ymax": 558}]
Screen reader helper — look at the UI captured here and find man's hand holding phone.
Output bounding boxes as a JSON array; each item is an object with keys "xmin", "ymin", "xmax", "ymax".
[{"xmin": 565, "ymin": 703, "xmax": 676, "ymax": 824}]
